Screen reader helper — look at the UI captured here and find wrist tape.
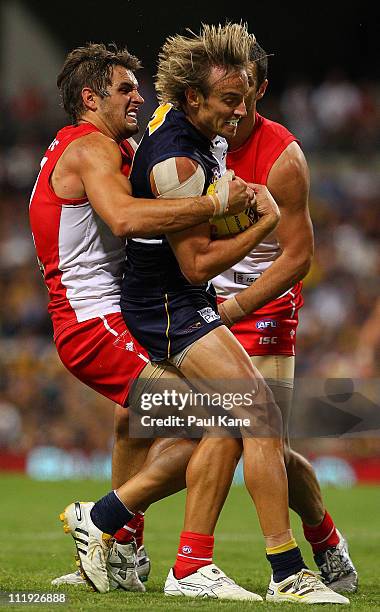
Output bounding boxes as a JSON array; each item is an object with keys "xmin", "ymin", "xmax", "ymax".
[
  {"xmin": 208, "ymin": 170, "xmax": 235, "ymax": 217},
  {"xmin": 219, "ymin": 296, "xmax": 247, "ymax": 326}
]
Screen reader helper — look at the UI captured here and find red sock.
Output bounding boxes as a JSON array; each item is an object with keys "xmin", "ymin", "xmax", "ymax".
[
  {"xmin": 173, "ymin": 531, "xmax": 214, "ymax": 579},
  {"xmin": 135, "ymin": 512, "xmax": 144, "ymax": 548},
  {"xmin": 303, "ymin": 510, "xmax": 340, "ymax": 553},
  {"xmin": 114, "ymin": 511, "xmax": 144, "ymax": 545}
]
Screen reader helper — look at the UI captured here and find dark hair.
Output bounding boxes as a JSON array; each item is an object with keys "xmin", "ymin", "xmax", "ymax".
[
  {"xmin": 249, "ymin": 41, "xmax": 269, "ymax": 87},
  {"xmin": 57, "ymin": 42, "xmax": 142, "ymax": 122}
]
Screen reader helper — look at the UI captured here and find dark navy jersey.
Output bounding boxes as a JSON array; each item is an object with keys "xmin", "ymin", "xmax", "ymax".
[
  {"xmin": 120, "ymin": 104, "xmax": 224, "ymax": 361},
  {"xmin": 122, "ymin": 104, "xmax": 220, "ymax": 298}
]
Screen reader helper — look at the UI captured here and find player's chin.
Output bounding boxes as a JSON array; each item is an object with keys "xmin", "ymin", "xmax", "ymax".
[
  {"xmin": 221, "ymin": 122, "xmax": 238, "ymax": 137},
  {"xmin": 124, "ymin": 121, "xmax": 139, "ymax": 136}
]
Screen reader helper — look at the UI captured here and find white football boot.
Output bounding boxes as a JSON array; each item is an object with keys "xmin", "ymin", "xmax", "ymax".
[
  {"xmin": 107, "ymin": 540, "xmax": 145, "ymax": 592},
  {"xmin": 51, "ymin": 568, "xmax": 86, "ymax": 586},
  {"xmin": 60, "ymin": 501, "xmax": 112, "ymax": 593},
  {"xmin": 164, "ymin": 563, "xmax": 263, "ymax": 600},
  {"xmin": 314, "ymin": 530, "xmax": 358, "ymax": 593},
  {"xmin": 51, "ymin": 543, "xmax": 152, "ymax": 588},
  {"xmin": 266, "ymin": 568, "xmax": 350, "ymax": 604},
  {"xmin": 137, "ymin": 545, "xmax": 151, "ymax": 582}
]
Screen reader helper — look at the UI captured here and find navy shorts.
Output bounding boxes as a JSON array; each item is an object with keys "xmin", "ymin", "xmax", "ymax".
[{"xmin": 121, "ymin": 285, "xmax": 223, "ymax": 362}]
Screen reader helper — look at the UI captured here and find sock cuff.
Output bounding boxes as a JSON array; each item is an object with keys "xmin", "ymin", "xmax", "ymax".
[
  {"xmin": 303, "ymin": 509, "xmax": 329, "ymax": 531},
  {"xmin": 180, "ymin": 531, "xmax": 214, "ymax": 545},
  {"xmin": 266, "ymin": 537, "xmax": 297, "ymax": 555},
  {"xmin": 113, "ymin": 489, "xmax": 135, "ymax": 516}
]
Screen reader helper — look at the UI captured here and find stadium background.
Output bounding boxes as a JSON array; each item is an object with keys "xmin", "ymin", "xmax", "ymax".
[{"xmin": 0, "ymin": 0, "xmax": 379, "ymax": 486}]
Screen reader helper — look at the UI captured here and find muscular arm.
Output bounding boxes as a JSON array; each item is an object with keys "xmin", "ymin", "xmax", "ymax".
[
  {"xmin": 230, "ymin": 141, "xmax": 314, "ymax": 317},
  {"xmin": 160, "ymin": 158, "xmax": 279, "ymax": 284},
  {"xmin": 54, "ymin": 132, "xmax": 245, "ymax": 238}
]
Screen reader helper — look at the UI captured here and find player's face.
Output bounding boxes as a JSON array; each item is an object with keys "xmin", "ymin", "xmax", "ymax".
[
  {"xmin": 192, "ymin": 67, "xmax": 249, "ymax": 139},
  {"xmin": 98, "ymin": 65, "xmax": 144, "ymax": 142}
]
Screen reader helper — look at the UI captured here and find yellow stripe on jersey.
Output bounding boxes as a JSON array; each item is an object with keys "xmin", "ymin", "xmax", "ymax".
[
  {"xmin": 148, "ymin": 103, "xmax": 173, "ymax": 135},
  {"xmin": 164, "ymin": 293, "xmax": 171, "ymax": 358}
]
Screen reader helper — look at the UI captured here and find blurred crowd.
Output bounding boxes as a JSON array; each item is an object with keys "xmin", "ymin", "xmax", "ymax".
[{"xmin": 0, "ymin": 70, "xmax": 379, "ymax": 457}]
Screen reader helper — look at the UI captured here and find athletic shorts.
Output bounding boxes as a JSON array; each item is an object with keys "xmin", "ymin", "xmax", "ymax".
[
  {"xmin": 55, "ymin": 313, "xmax": 149, "ymax": 407},
  {"xmin": 121, "ymin": 285, "xmax": 223, "ymax": 362},
  {"xmin": 218, "ymin": 282, "xmax": 304, "ymax": 356}
]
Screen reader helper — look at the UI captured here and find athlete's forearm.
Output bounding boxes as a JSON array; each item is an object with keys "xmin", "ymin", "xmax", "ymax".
[
  {"xmin": 113, "ymin": 195, "xmax": 215, "ymax": 238},
  {"xmin": 234, "ymin": 250, "xmax": 312, "ymax": 316},
  {"xmin": 183, "ymin": 216, "xmax": 278, "ymax": 284}
]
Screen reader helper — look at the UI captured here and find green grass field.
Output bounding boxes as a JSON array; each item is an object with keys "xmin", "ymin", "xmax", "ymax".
[{"xmin": 0, "ymin": 475, "xmax": 379, "ymax": 610}]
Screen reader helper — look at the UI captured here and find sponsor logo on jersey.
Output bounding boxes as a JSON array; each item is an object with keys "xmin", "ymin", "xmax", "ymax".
[
  {"xmin": 198, "ymin": 307, "xmax": 220, "ymax": 324},
  {"xmin": 256, "ymin": 319, "xmax": 278, "ymax": 330},
  {"xmin": 182, "ymin": 545, "xmax": 192, "ymax": 554},
  {"xmin": 234, "ymin": 272, "xmax": 260, "ymax": 286}
]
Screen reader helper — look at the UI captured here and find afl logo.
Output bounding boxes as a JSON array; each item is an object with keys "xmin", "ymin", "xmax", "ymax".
[
  {"xmin": 256, "ymin": 319, "xmax": 278, "ymax": 330},
  {"xmin": 182, "ymin": 545, "xmax": 192, "ymax": 554}
]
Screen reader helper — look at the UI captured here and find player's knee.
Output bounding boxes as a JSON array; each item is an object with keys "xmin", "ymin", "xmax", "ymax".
[
  {"xmin": 114, "ymin": 404, "xmax": 130, "ymax": 440},
  {"xmin": 209, "ymin": 437, "xmax": 243, "ymax": 463},
  {"xmin": 250, "ymin": 436, "xmax": 285, "ymax": 456},
  {"xmin": 148, "ymin": 438, "xmax": 197, "ymax": 466},
  {"xmin": 176, "ymin": 439, "xmax": 198, "ymax": 462}
]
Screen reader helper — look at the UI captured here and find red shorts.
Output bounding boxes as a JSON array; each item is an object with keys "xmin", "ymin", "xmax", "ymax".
[
  {"xmin": 55, "ymin": 313, "xmax": 149, "ymax": 407},
  {"xmin": 218, "ymin": 282, "xmax": 303, "ymax": 356}
]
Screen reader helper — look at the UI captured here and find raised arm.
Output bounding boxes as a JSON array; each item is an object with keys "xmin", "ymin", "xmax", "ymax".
[{"xmin": 61, "ymin": 132, "xmax": 251, "ymax": 238}]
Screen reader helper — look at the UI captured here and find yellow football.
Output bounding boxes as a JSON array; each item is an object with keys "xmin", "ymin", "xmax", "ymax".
[{"xmin": 210, "ymin": 208, "xmax": 258, "ymax": 239}]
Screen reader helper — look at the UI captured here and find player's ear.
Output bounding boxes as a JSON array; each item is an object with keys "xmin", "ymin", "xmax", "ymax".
[
  {"xmin": 256, "ymin": 79, "xmax": 268, "ymax": 101},
  {"xmin": 185, "ymin": 87, "xmax": 201, "ymax": 109},
  {"xmin": 82, "ymin": 87, "xmax": 97, "ymax": 111}
]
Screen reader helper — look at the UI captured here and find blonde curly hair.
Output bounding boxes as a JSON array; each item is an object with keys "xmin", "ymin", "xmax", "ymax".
[{"xmin": 155, "ymin": 22, "xmax": 256, "ymax": 108}]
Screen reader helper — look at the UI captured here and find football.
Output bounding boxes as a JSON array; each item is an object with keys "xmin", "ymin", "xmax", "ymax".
[{"xmin": 210, "ymin": 207, "xmax": 258, "ymax": 239}]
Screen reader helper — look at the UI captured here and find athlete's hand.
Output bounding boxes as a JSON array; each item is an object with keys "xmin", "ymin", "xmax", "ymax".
[
  {"xmin": 224, "ymin": 175, "xmax": 255, "ymax": 216},
  {"xmin": 248, "ymin": 183, "xmax": 280, "ymax": 232},
  {"xmin": 218, "ymin": 296, "xmax": 248, "ymax": 327}
]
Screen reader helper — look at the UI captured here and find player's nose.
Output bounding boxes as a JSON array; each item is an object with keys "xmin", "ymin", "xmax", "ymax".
[
  {"xmin": 234, "ymin": 99, "xmax": 247, "ymax": 118},
  {"xmin": 132, "ymin": 91, "xmax": 145, "ymax": 105}
]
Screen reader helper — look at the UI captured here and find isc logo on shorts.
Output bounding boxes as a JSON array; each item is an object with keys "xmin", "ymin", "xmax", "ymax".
[
  {"xmin": 198, "ymin": 307, "xmax": 220, "ymax": 323},
  {"xmin": 256, "ymin": 319, "xmax": 278, "ymax": 330}
]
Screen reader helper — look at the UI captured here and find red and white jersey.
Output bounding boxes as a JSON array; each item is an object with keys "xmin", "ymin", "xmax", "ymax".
[
  {"xmin": 29, "ymin": 123, "xmax": 135, "ymax": 339},
  {"xmin": 212, "ymin": 113, "xmax": 298, "ymax": 299}
]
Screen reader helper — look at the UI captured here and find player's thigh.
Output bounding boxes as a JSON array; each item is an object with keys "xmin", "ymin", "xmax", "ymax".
[
  {"xmin": 176, "ymin": 325, "xmax": 260, "ymax": 388},
  {"xmin": 129, "ymin": 359, "xmax": 192, "ymax": 408},
  {"xmin": 172, "ymin": 327, "xmax": 279, "ymax": 433}
]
